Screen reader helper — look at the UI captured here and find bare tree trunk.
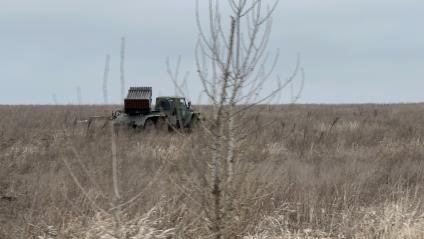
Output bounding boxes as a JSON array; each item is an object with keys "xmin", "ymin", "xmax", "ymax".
[
  {"xmin": 110, "ymin": 123, "xmax": 122, "ymax": 239},
  {"xmin": 52, "ymin": 93, "xmax": 58, "ymax": 105},
  {"xmin": 120, "ymin": 37, "xmax": 126, "ymax": 103},
  {"xmin": 76, "ymin": 87, "xmax": 82, "ymax": 105},
  {"xmin": 210, "ymin": 17, "xmax": 236, "ymax": 239},
  {"xmin": 103, "ymin": 54, "xmax": 110, "ymax": 104}
]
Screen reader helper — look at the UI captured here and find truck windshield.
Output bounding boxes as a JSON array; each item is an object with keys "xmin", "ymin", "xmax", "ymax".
[{"xmin": 158, "ymin": 99, "xmax": 171, "ymax": 110}]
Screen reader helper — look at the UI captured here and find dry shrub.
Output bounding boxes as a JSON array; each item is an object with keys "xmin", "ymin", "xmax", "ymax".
[
  {"xmin": 59, "ymin": 207, "xmax": 174, "ymax": 239},
  {"xmin": 245, "ymin": 197, "xmax": 424, "ymax": 239}
]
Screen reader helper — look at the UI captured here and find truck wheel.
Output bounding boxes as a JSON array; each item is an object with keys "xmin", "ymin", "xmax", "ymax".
[
  {"xmin": 189, "ymin": 116, "xmax": 201, "ymax": 132},
  {"xmin": 155, "ymin": 118, "xmax": 168, "ymax": 132},
  {"xmin": 144, "ymin": 119, "xmax": 155, "ymax": 133}
]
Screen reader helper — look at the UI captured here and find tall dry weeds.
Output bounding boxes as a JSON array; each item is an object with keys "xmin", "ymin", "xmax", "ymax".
[{"xmin": 1, "ymin": 104, "xmax": 424, "ymax": 238}]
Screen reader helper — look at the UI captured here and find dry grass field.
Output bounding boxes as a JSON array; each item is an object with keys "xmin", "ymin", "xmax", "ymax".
[{"xmin": 1, "ymin": 104, "xmax": 424, "ymax": 238}]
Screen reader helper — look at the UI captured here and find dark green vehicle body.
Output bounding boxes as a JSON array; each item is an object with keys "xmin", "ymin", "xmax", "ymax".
[{"xmin": 112, "ymin": 87, "xmax": 200, "ymax": 129}]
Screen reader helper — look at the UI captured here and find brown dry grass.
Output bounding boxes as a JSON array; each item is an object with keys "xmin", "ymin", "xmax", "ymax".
[{"xmin": 1, "ymin": 104, "xmax": 424, "ymax": 238}]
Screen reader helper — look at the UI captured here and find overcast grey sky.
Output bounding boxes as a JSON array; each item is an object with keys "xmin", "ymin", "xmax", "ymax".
[{"xmin": 1, "ymin": 0, "xmax": 423, "ymax": 104}]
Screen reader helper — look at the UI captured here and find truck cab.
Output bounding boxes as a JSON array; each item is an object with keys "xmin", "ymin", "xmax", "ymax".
[{"xmin": 154, "ymin": 96, "xmax": 197, "ymax": 128}]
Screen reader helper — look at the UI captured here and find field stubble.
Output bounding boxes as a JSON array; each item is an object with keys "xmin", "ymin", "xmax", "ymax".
[{"xmin": 1, "ymin": 104, "xmax": 424, "ymax": 238}]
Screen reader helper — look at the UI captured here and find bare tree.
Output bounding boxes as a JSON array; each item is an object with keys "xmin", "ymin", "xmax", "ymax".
[
  {"xmin": 103, "ymin": 54, "xmax": 111, "ymax": 104},
  {"xmin": 52, "ymin": 93, "xmax": 58, "ymax": 105},
  {"xmin": 195, "ymin": 0, "xmax": 303, "ymax": 237},
  {"xmin": 120, "ymin": 37, "xmax": 126, "ymax": 103},
  {"xmin": 62, "ymin": 122, "xmax": 169, "ymax": 239},
  {"xmin": 76, "ymin": 87, "xmax": 82, "ymax": 105}
]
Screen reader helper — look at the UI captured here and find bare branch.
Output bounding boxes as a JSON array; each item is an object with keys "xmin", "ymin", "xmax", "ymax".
[
  {"xmin": 102, "ymin": 54, "xmax": 110, "ymax": 104},
  {"xmin": 62, "ymin": 156, "xmax": 108, "ymax": 215}
]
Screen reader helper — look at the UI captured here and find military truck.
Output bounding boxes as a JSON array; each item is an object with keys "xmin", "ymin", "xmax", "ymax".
[{"xmin": 112, "ymin": 87, "xmax": 200, "ymax": 131}]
